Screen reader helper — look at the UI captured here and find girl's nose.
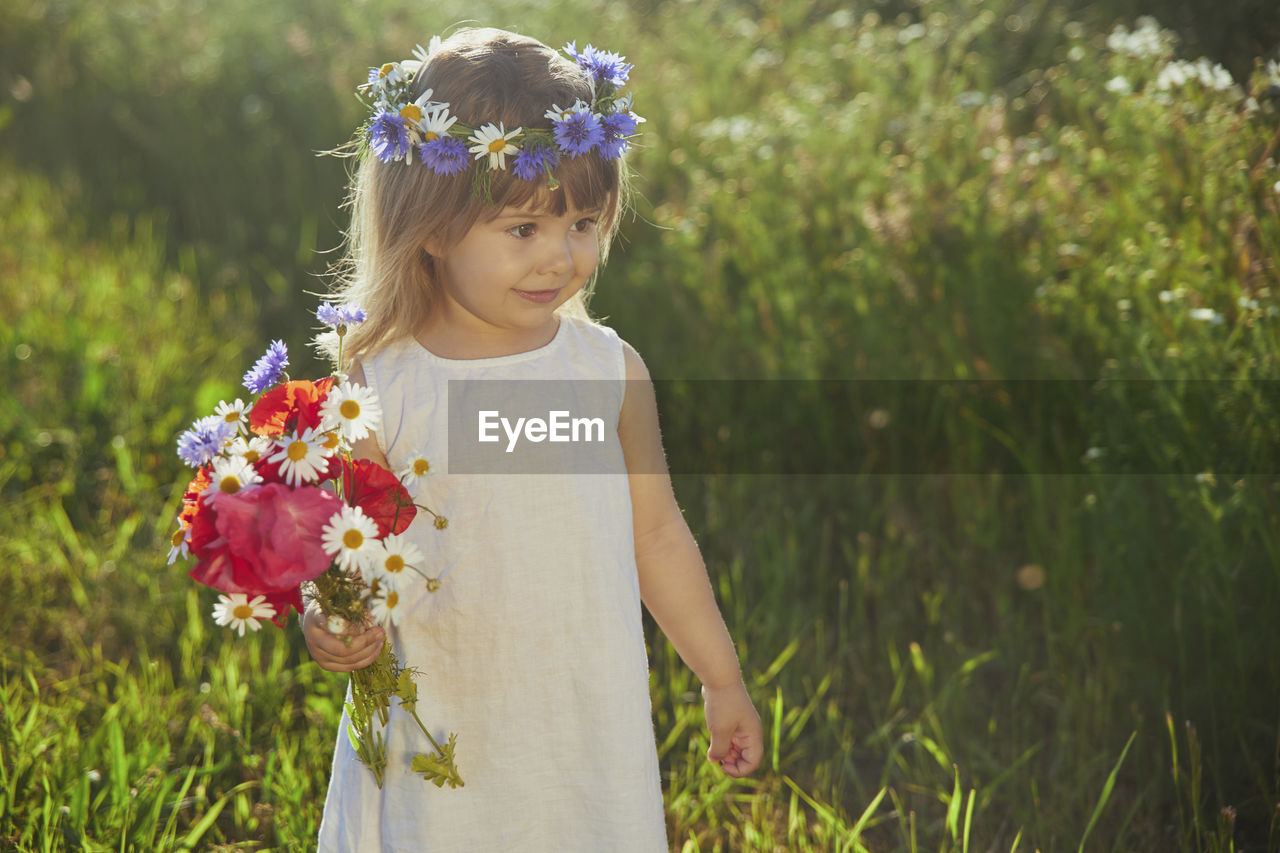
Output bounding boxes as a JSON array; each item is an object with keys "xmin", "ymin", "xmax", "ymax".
[{"xmin": 537, "ymin": 234, "xmax": 574, "ymax": 276}]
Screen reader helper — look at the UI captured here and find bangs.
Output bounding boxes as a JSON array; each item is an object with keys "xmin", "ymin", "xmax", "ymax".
[{"xmin": 486, "ymin": 150, "xmax": 620, "ymax": 218}]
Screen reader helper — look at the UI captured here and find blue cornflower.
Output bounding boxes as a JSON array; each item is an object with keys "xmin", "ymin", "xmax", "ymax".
[
  {"xmin": 512, "ymin": 145, "xmax": 561, "ymax": 181},
  {"xmin": 368, "ymin": 112, "xmax": 410, "ymax": 163},
  {"xmin": 317, "ymin": 302, "xmax": 367, "ymax": 328},
  {"xmin": 317, "ymin": 302, "xmax": 344, "ymax": 327},
  {"xmin": 563, "ymin": 43, "xmax": 632, "ymax": 87},
  {"xmin": 242, "ymin": 339, "xmax": 289, "ymax": 394},
  {"xmin": 597, "ymin": 112, "xmax": 638, "ymax": 159},
  {"xmin": 552, "ymin": 110, "xmax": 604, "ymax": 158},
  {"xmin": 420, "ymin": 136, "xmax": 470, "ymax": 176},
  {"xmin": 177, "ymin": 415, "xmax": 236, "ymax": 468}
]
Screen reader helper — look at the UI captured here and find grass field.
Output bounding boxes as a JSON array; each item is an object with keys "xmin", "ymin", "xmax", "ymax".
[{"xmin": 2, "ymin": 0, "xmax": 1279, "ymax": 849}]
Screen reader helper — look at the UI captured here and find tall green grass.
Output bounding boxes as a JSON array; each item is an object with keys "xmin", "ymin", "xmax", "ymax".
[{"xmin": 2, "ymin": 0, "xmax": 1278, "ymax": 849}]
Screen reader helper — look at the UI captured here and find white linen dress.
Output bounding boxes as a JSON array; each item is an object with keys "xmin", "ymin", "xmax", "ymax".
[{"xmin": 316, "ymin": 314, "xmax": 668, "ymax": 852}]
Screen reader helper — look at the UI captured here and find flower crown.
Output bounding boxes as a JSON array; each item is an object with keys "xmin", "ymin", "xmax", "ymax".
[{"xmin": 356, "ymin": 37, "xmax": 642, "ymax": 195}]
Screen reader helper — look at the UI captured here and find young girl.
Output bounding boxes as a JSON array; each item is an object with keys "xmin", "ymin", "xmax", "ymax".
[{"xmin": 302, "ymin": 28, "xmax": 761, "ymax": 850}]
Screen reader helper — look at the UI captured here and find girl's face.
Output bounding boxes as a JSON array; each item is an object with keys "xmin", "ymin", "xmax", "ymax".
[{"xmin": 424, "ymin": 201, "xmax": 602, "ymax": 354}]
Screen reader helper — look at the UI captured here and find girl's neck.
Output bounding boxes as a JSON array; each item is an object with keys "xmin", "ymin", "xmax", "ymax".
[{"xmin": 414, "ymin": 315, "xmax": 562, "ymax": 361}]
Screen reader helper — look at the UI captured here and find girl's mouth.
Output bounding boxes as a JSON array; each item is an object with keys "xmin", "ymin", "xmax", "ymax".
[{"xmin": 514, "ymin": 288, "xmax": 561, "ymax": 303}]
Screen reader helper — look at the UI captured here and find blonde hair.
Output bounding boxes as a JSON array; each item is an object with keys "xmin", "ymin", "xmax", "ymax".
[{"xmin": 316, "ymin": 27, "xmax": 631, "ymax": 369}]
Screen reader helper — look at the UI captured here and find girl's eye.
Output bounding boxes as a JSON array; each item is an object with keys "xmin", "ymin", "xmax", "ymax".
[
  {"xmin": 571, "ymin": 217, "xmax": 598, "ymax": 233},
  {"xmin": 509, "ymin": 223, "xmax": 537, "ymax": 238}
]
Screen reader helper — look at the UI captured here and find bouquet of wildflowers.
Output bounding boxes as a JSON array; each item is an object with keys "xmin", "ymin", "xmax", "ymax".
[{"xmin": 167, "ymin": 304, "xmax": 462, "ymax": 790}]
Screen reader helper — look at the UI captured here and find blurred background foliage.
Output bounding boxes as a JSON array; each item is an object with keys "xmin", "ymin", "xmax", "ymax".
[{"xmin": 2, "ymin": 0, "xmax": 1279, "ymax": 849}]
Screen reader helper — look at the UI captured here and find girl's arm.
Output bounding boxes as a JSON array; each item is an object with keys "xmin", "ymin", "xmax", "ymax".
[
  {"xmin": 618, "ymin": 342, "xmax": 763, "ymax": 777},
  {"xmin": 301, "ymin": 360, "xmax": 388, "ymax": 672}
]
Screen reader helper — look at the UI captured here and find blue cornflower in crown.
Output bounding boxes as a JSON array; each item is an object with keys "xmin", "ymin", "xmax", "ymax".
[{"xmin": 351, "ymin": 38, "xmax": 642, "ymax": 193}]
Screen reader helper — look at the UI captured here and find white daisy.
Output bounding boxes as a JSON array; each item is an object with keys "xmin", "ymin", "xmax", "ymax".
[
  {"xmin": 369, "ymin": 533, "xmax": 424, "ymax": 590},
  {"xmin": 412, "ymin": 37, "xmax": 442, "ymax": 64},
  {"xmin": 544, "ymin": 99, "xmax": 590, "ymax": 122},
  {"xmin": 397, "ymin": 88, "xmax": 438, "ymax": 132},
  {"xmin": 372, "ymin": 62, "xmax": 405, "ymax": 91},
  {"xmin": 398, "ymin": 449, "xmax": 435, "ymax": 482},
  {"xmin": 369, "ymin": 587, "xmax": 404, "ymax": 627},
  {"xmin": 320, "ymin": 381, "xmax": 383, "ymax": 443},
  {"xmin": 420, "ymin": 106, "xmax": 458, "ymax": 142},
  {"xmin": 321, "ymin": 504, "xmax": 381, "ymax": 574},
  {"xmin": 266, "ymin": 426, "xmax": 333, "ymax": 486},
  {"xmin": 211, "ymin": 593, "xmax": 276, "ymax": 637},
  {"xmin": 167, "ymin": 523, "xmax": 190, "ymax": 565},
  {"xmin": 227, "ymin": 435, "xmax": 274, "ymax": 465},
  {"xmin": 468, "ymin": 122, "xmax": 521, "ymax": 170},
  {"xmin": 201, "ymin": 455, "xmax": 263, "ymax": 499},
  {"xmin": 213, "ymin": 398, "xmax": 250, "ymax": 435}
]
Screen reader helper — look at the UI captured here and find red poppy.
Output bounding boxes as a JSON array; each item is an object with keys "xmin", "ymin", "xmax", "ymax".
[
  {"xmin": 189, "ymin": 483, "xmax": 337, "ymax": 600},
  {"xmin": 343, "ymin": 457, "xmax": 417, "ymax": 537},
  {"xmin": 249, "ymin": 377, "xmax": 335, "ymax": 437}
]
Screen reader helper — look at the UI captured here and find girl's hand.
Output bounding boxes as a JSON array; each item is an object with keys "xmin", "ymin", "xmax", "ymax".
[
  {"xmin": 702, "ymin": 681, "xmax": 764, "ymax": 777},
  {"xmin": 302, "ymin": 602, "xmax": 385, "ymax": 672}
]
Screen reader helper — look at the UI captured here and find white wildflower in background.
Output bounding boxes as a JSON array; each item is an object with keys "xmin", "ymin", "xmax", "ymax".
[
  {"xmin": 212, "ymin": 593, "xmax": 276, "ymax": 636},
  {"xmin": 1105, "ymin": 16, "xmax": 1171, "ymax": 60},
  {"xmin": 1156, "ymin": 59, "xmax": 1236, "ymax": 93},
  {"xmin": 897, "ymin": 23, "xmax": 927, "ymax": 46},
  {"xmin": 1105, "ymin": 76, "xmax": 1133, "ymax": 95},
  {"xmin": 1189, "ymin": 307, "xmax": 1225, "ymax": 324},
  {"xmin": 697, "ymin": 115, "xmax": 760, "ymax": 143}
]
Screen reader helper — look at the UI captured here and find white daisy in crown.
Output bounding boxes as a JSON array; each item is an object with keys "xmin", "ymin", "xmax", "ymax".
[
  {"xmin": 420, "ymin": 107, "xmax": 458, "ymax": 142},
  {"xmin": 321, "ymin": 504, "xmax": 381, "ymax": 574},
  {"xmin": 397, "ymin": 88, "xmax": 437, "ymax": 132},
  {"xmin": 544, "ymin": 99, "xmax": 591, "ymax": 122},
  {"xmin": 212, "ymin": 593, "xmax": 276, "ymax": 637},
  {"xmin": 320, "ymin": 380, "xmax": 383, "ymax": 443},
  {"xmin": 266, "ymin": 426, "xmax": 333, "ymax": 486},
  {"xmin": 412, "ymin": 36, "xmax": 442, "ymax": 64},
  {"xmin": 468, "ymin": 122, "xmax": 521, "ymax": 170}
]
